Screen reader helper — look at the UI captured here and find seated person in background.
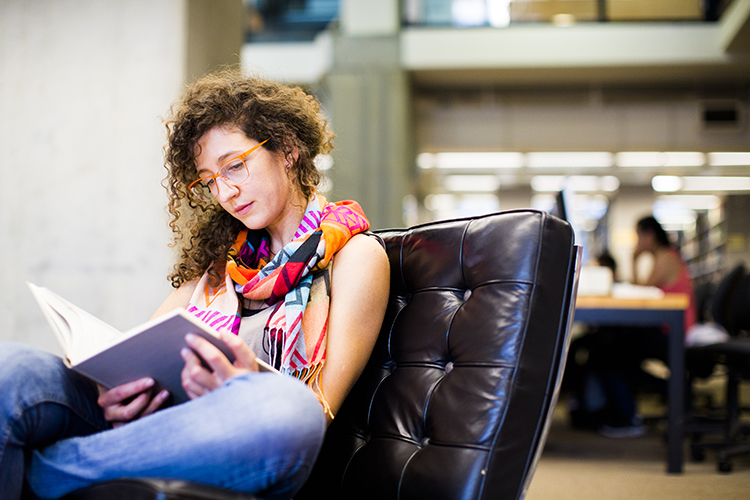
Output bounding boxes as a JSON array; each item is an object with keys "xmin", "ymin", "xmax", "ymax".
[
  {"xmin": 596, "ymin": 250, "xmax": 618, "ymax": 283},
  {"xmin": 568, "ymin": 217, "xmax": 696, "ymax": 437},
  {"xmin": 633, "ymin": 215, "xmax": 696, "ymax": 331},
  {"xmin": 0, "ymin": 70, "xmax": 390, "ymax": 499}
]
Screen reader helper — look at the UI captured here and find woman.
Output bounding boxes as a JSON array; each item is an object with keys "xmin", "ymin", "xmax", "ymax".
[
  {"xmin": 0, "ymin": 71, "xmax": 390, "ymax": 499},
  {"xmin": 592, "ymin": 216, "xmax": 695, "ymax": 437},
  {"xmin": 633, "ymin": 215, "xmax": 696, "ymax": 330}
]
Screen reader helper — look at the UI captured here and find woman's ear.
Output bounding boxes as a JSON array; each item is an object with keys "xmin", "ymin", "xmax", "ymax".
[{"xmin": 285, "ymin": 149, "xmax": 300, "ymax": 169}]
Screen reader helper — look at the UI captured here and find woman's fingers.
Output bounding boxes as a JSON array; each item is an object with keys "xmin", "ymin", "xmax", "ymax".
[
  {"xmin": 180, "ymin": 345, "xmax": 221, "ymax": 399},
  {"xmin": 103, "ymin": 391, "xmax": 150, "ymax": 425},
  {"xmin": 180, "ymin": 332, "xmax": 258, "ymax": 399},
  {"xmin": 97, "ymin": 377, "xmax": 154, "ymax": 408},
  {"xmin": 184, "ymin": 333, "xmax": 242, "ymax": 382},
  {"xmin": 98, "ymin": 377, "xmax": 159, "ymax": 425},
  {"xmin": 139, "ymin": 389, "xmax": 170, "ymax": 419},
  {"xmin": 219, "ymin": 329, "xmax": 258, "ymax": 372}
]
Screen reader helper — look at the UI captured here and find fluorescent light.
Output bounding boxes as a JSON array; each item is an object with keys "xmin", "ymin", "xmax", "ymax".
[
  {"xmin": 658, "ymin": 195, "xmax": 722, "ymax": 210},
  {"xmin": 616, "ymin": 152, "xmax": 661, "ymax": 167},
  {"xmin": 601, "ymin": 176, "xmax": 621, "ymax": 192},
  {"xmin": 417, "ymin": 153, "xmax": 435, "ymax": 169},
  {"xmin": 569, "ymin": 176, "xmax": 600, "ymax": 192},
  {"xmin": 708, "ymin": 152, "xmax": 750, "ymax": 167},
  {"xmin": 617, "ymin": 152, "xmax": 704, "ymax": 167},
  {"xmin": 444, "ymin": 175, "xmax": 500, "ymax": 192},
  {"xmin": 661, "ymin": 152, "xmax": 705, "ymax": 167},
  {"xmin": 652, "ymin": 176, "xmax": 683, "ymax": 192},
  {"xmin": 530, "ymin": 175, "xmax": 619, "ymax": 192},
  {"xmin": 527, "ymin": 152, "xmax": 613, "ymax": 168},
  {"xmin": 434, "ymin": 152, "xmax": 524, "ymax": 169},
  {"xmin": 681, "ymin": 176, "xmax": 750, "ymax": 191},
  {"xmin": 530, "ymin": 175, "xmax": 566, "ymax": 192},
  {"xmin": 424, "ymin": 194, "xmax": 455, "ymax": 211}
]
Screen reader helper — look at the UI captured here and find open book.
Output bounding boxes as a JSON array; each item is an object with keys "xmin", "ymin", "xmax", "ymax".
[{"xmin": 28, "ymin": 282, "xmax": 276, "ymax": 405}]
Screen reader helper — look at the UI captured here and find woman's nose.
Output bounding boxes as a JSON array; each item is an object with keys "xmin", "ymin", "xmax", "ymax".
[{"xmin": 215, "ymin": 177, "xmax": 240, "ymax": 203}]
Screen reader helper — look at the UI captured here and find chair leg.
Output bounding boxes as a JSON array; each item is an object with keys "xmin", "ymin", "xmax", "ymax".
[{"xmin": 713, "ymin": 370, "xmax": 750, "ymax": 473}]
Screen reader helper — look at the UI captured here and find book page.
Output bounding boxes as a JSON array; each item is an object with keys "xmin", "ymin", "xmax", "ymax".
[{"xmin": 28, "ymin": 283, "xmax": 122, "ymax": 365}]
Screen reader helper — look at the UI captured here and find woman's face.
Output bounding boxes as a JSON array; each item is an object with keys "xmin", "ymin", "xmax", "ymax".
[
  {"xmin": 636, "ymin": 228, "xmax": 656, "ymax": 252},
  {"xmin": 194, "ymin": 126, "xmax": 297, "ymax": 231}
]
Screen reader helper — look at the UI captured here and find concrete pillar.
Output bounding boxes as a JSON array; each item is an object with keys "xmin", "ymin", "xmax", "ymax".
[
  {"xmin": 326, "ymin": 0, "xmax": 413, "ymax": 229},
  {"xmin": 0, "ymin": 0, "xmax": 244, "ymax": 351},
  {"xmin": 186, "ymin": 0, "xmax": 246, "ymax": 81}
]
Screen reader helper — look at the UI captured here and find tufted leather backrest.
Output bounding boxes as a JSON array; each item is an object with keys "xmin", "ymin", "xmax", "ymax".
[{"xmin": 297, "ymin": 210, "xmax": 577, "ymax": 500}]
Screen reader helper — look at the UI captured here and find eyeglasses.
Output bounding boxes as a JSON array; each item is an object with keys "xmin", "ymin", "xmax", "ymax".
[{"xmin": 188, "ymin": 138, "xmax": 270, "ymax": 200}]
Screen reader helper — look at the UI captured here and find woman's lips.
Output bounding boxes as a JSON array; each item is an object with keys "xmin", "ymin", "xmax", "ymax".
[{"xmin": 235, "ymin": 202, "xmax": 253, "ymax": 215}]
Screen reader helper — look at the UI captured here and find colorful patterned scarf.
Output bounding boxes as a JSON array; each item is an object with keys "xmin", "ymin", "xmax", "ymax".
[{"xmin": 187, "ymin": 195, "xmax": 370, "ymax": 415}]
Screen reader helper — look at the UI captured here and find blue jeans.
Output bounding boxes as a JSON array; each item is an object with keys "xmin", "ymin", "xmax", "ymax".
[{"xmin": 0, "ymin": 342, "xmax": 326, "ymax": 500}]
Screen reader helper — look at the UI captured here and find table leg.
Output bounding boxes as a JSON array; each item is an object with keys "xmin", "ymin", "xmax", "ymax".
[{"xmin": 666, "ymin": 310, "xmax": 685, "ymax": 474}]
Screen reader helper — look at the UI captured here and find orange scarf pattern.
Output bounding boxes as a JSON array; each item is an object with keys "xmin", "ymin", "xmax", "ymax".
[{"xmin": 187, "ymin": 196, "xmax": 370, "ymax": 414}]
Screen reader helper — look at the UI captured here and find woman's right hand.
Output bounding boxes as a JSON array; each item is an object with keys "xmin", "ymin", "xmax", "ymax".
[{"xmin": 97, "ymin": 378, "xmax": 170, "ymax": 428}]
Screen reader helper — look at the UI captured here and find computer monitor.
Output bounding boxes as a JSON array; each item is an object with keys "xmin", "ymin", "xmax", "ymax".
[{"xmin": 550, "ymin": 186, "xmax": 573, "ymax": 223}]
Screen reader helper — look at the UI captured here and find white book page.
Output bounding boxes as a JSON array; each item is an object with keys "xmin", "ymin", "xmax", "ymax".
[{"xmin": 28, "ymin": 283, "xmax": 122, "ymax": 365}]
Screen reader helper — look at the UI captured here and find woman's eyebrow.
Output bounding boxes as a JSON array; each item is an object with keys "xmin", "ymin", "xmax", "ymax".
[
  {"xmin": 196, "ymin": 151, "xmax": 243, "ymax": 176},
  {"xmin": 217, "ymin": 150, "xmax": 243, "ymax": 164}
]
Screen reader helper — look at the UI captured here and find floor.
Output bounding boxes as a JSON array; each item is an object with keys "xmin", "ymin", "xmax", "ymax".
[{"xmin": 525, "ymin": 395, "xmax": 750, "ymax": 500}]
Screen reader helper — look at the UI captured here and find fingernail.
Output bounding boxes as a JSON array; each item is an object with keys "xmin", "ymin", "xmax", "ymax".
[
  {"xmin": 180, "ymin": 347, "xmax": 190, "ymax": 358},
  {"xmin": 145, "ymin": 378, "xmax": 155, "ymax": 387},
  {"xmin": 159, "ymin": 389, "xmax": 169, "ymax": 399},
  {"xmin": 185, "ymin": 333, "xmax": 196, "ymax": 343}
]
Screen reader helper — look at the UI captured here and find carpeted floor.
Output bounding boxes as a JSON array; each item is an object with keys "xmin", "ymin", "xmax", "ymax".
[{"xmin": 525, "ymin": 397, "xmax": 750, "ymax": 500}]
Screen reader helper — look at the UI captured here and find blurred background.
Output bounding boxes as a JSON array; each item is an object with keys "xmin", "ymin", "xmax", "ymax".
[{"xmin": 1, "ymin": 0, "xmax": 749, "ymax": 357}]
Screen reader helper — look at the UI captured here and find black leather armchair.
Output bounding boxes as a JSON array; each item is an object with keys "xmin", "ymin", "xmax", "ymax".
[{"xmin": 62, "ymin": 209, "xmax": 578, "ymax": 500}]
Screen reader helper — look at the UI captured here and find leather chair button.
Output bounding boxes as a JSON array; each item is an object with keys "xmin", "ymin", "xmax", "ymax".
[
  {"xmin": 445, "ymin": 362, "xmax": 454, "ymax": 373},
  {"xmin": 463, "ymin": 290, "xmax": 472, "ymax": 301}
]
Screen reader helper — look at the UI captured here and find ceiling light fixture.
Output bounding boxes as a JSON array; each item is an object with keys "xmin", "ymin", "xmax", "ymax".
[
  {"xmin": 708, "ymin": 152, "xmax": 750, "ymax": 167},
  {"xmin": 527, "ymin": 152, "xmax": 613, "ymax": 168}
]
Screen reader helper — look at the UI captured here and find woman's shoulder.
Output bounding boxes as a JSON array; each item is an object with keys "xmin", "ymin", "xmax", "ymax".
[
  {"xmin": 337, "ymin": 232, "xmax": 388, "ymax": 262},
  {"xmin": 332, "ymin": 233, "xmax": 390, "ymax": 283}
]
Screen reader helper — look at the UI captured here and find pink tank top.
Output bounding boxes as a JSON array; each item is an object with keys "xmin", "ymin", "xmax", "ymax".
[{"xmin": 659, "ymin": 248, "xmax": 696, "ymax": 334}]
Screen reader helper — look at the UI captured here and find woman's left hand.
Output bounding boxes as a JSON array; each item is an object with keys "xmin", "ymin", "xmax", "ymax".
[{"xmin": 180, "ymin": 329, "xmax": 259, "ymax": 400}]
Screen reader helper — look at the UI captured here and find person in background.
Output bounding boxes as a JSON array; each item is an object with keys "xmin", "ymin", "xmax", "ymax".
[
  {"xmin": 633, "ymin": 215, "xmax": 696, "ymax": 331},
  {"xmin": 596, "ymin": 250, "xmax": 618, "ymax": 283},
  {"xmin": 567, "ymin": 217, "xmax": 696, "ymax": 437},
  {"xmin": 595, "ymin": 216, "xmax": 696, "ymax": 437}
]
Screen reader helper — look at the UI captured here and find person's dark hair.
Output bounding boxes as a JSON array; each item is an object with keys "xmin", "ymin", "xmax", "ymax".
[
  {"xmin": 636, "ymin": 215, "xmax": 671, "ymax": 248},
  {"xmin": 597, "ymin": 250, "xmax": 617, "ymax": 278},
  {"xmin": 163, "ymin": 69, "xmax": 334, "ymax": 288}
]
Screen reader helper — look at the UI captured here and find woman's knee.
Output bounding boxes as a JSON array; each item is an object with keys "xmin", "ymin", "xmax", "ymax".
[
  {"xmin": 0, "ymin": 342, "xmax": 90, "ymax": 411},
  {"xmin": 0, "ymin": 342, "xmax": 62, "ymax": 385},
  {"xmin": 219, "ymin": 372, "xmax": 326, "ymax": 452}
]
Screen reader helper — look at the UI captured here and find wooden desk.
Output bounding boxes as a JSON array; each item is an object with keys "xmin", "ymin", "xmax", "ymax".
[{"xmin": 574, "ymin": 293, "xmax": 689, "ymax": 474}]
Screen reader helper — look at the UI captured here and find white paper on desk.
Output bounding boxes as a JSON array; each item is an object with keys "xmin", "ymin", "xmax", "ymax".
[
  {"xmin": 577, "ymin": 266, "xmax": 613, "ymax": 296},
  {"xmin": 610, "ymin": 283, "xmax": 664, "ymax": 299}
]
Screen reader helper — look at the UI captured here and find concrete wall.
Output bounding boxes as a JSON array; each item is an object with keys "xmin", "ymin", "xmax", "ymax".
[
  {"xmin": 0, "ymin": 0, "xmax": 243, "ymax": 354},
  {"xmin": 414, "ymin": 87, "xmax": 750, "ymax": 155}
]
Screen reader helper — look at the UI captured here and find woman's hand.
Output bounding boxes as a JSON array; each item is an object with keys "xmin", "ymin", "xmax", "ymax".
[
  {"xmin": 180, "ymin": 329, "xmax": 259, "ymax": 400},
  {"xmin": 97, "ymin": 378, "xmax": 170, "ymax": 428}
]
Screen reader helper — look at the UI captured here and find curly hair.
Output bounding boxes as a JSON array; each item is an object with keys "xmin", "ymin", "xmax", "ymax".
[{"xmin": 163, "ymin": 69, "xmax": 334, "ymax": 288}]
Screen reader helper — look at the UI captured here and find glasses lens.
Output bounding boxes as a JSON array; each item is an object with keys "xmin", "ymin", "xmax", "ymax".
[{"xmin": 221, "ymin": 159, "xmax": 249, "ymax": 185}]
